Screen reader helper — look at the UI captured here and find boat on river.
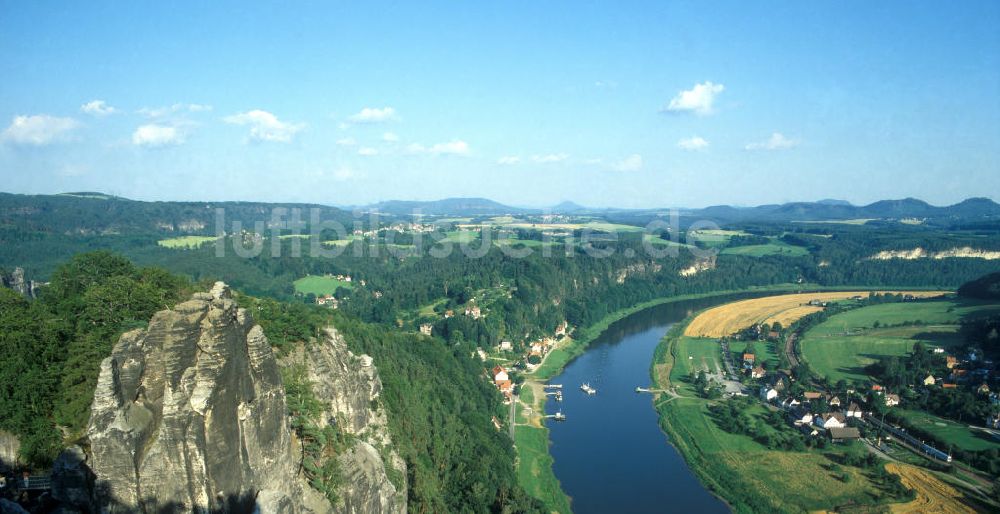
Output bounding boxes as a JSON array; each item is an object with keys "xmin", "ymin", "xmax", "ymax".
[{"xmin": 580, "ymin": 383, "xmax": 596, "ymax": 395}]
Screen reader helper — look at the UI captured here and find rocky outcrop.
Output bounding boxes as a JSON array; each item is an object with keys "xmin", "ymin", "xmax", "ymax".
[
  {"xmin": 867, "ymin": 247, "xmax": 1000, "ymax": 260},
  {"xmin": 0, "ymin": 430, "xmax": 19, "ymax": 470},
  {"xmin": 281, "ymin": 329, "xmax": 406, "ymax": 514},
  {"xmin": 0, "ymin": 267, "xmax": 43, "ymax": 299},
  {"xmin": 87, "ymin": 282, "xmax": 328, "ymax": 513}
]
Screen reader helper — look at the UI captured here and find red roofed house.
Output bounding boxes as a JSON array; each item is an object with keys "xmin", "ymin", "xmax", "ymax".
[
  {"xmin": 743, "ymin": 353, "xmax": 755, "ymax": 364},
  {"xmin": 492, "ymin": 366, "xmax": 508, "ymax": 383}
]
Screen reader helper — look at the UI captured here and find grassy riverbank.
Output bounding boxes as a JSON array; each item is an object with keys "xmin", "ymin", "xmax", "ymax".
[
  {"xmin": 650, "ymin": 311, "xmax": 914, "ymax": 513},
  {"xmin": 514, "ymin": 284, "xmax": 950, "ymax": 512}
]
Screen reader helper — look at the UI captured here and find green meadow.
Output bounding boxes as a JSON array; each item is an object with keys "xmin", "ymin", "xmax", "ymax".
[
  {"xmin": 293, "ymin": 275, "xmax": 355, "ymax": 296},
  {"xmin": 800, "ymin": 299, "xmax": 1000, "ymax": 383}
]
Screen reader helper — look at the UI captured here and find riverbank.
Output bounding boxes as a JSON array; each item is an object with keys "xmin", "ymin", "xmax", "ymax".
[
  {"xmin": 649, "ymin": 310, "xmax": 914, "ymax": 513},
  {"xmin": 514, "ymin": 283, "xmax": 950, "ymax": 512}
]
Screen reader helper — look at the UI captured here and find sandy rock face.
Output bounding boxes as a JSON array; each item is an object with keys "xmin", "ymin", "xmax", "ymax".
[
  {"xmin": 88, "ymin": 282, "xmax": 323, "ymax": 513},
  {"xmin": 282, "ymin": 328, "xmax": 407, "ymax": 514}
]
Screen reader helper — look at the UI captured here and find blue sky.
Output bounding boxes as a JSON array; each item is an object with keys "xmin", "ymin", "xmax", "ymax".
[{"xmin": 1, "ymin": 1, "xmax": 998, "ymax": 208}]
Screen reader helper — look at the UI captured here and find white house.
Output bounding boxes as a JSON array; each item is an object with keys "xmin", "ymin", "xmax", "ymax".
[
  {"xmin": 816, "ymin": 413, "xmax": 847, "ymax": 429},
  {"xmin": 499, "ymin": 341, "xmax": 513, "ymax": 352},
  {"xmin": 846, "ymin": 403, "xmax": 863, "ymax": 418},
  {"xmin": 781, "ymin": 398, "xmax": 801, "ymax": 409},
  {"xmin": 885, "ymin": 394, "xmax": 900, "ymax": 407},
  {"xmin": 760, "ymin": 386, "xmax": 779, "ymax": 402},
  {"xmin": 791, "ymin": 410, "xmax": 814, "ymax": 426},
  {"xmin": 923, "ymin": 374, "xmax": 936, "ymax": 386}
]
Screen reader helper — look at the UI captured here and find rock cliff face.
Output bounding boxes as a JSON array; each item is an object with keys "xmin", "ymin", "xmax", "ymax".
[
  {"xmin": 87, "ymin": 283, "xmax": 402, "ymax": 513},
  {"xmin": 0, "ymin": 267, "xmax": 43, "ymax": 299},
  {"xmin": 281, "ymin": 329, "xmax": 406, "ymax": 514}
]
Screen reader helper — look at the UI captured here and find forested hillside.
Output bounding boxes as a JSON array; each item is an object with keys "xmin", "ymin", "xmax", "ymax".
[{"xmin": 0, "ymin": 252, "xmax": 542, "ymax": 512}]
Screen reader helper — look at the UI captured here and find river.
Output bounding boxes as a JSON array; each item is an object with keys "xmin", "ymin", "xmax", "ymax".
[{"xmin": 544, "ymin": 296, "xmax": 749, "ymax": 513}]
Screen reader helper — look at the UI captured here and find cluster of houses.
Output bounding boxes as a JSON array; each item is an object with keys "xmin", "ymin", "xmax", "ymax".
[
  {"xmin": 315, "ymin": 295, "xmax": 339, "ymax": 309},
  {"xmin": 492, "ymin": 365, "xmax": 514, "ymax": 403},
  {"xmin": 759, "ymin": 379, "xmax": 865, "ymax": 442},
  {"xmin": 439, "ymin": 304, "xmax": 482, "ymax": 320}
]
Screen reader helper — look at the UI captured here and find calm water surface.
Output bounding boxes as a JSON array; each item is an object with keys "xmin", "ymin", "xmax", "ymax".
[{"xmin": 545, "ymin": 297, "xmax": 752, "ymax": 514}]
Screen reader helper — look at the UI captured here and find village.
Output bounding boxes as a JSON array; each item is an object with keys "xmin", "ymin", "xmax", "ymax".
[{"xmin": 715, "ymin": 321, "xmax": 1000, "ymax": 463}]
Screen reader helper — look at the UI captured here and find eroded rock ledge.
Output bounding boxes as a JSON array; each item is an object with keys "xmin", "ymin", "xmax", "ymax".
[{"xmin": 88, "ymin": 282, "xmax": 403, "ymax": 513}]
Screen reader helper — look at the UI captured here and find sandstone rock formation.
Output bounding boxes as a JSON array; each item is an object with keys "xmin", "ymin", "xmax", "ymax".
[
  {"xmin": 0, "ymin": 267, "xmax": 43, "ymax": 299},
  {"xmin": 87, "ymin": 282, "xmax": 402, "ymax": 513},
  {"xmin": 281, "ymin": 328, "xmax": 406, "ymax": 514}
]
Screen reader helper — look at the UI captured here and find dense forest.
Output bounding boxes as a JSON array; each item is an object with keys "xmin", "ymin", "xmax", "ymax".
[{"xmin": 0, "ymin": 252, "xmax": 542, "ymax": 512}]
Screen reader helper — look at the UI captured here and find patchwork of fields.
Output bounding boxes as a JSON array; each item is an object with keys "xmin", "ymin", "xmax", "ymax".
[
  {"xmin": 654, "ymin": 322, "xmax": 890, "ymax": 512},
  {"xmin": 683, "ymin": 291, "xmax": 946, "ymax": 338},
  {"xmin": 800, "ymin": 299, "xmax": 1000, "ymax": 383}
]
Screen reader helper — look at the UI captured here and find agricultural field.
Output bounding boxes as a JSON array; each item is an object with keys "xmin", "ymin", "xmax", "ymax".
[
  {"xmin": 686, "ymin": 229, "xmax": 747, "ymax": 248},
  {"xmin": 800, "ymin": 299, "xmax": 1000, "ymax": 383},
  {"xmin": 157, "ymin": 235, "xmax": 219, "ymax": 249},
  {"xmin": 292, "ymin": 274, "xmax": 354, "ymax": 296},
  {"xmin": 719, "ymin": 240, "xmax": 810, "ymax": 257},
  {"xmin": 895, "ymin": 409, "xmax": 1000, "ymax": 453},
  {"xmin": 320, "ymin": 234, "xmax": 364, "ymax": 246},
  {"xmin": 683, "ymin": 291, "xmax": 946, "ymax": 338},
  {"xmin": 653, "ymin": 321, "xmax": 895, "ymax": 512},
  {"xmin": 885, "ymin": 463, "xmax": 975, "ymax": 514}
]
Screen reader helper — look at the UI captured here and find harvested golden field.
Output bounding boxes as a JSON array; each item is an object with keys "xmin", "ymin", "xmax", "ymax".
[
  {"xmin": 683, "ymin": 291, "xmax": 945, "ymax": 337},
  {"xmin": 886, "ymin": 463, "xmax": 975, "ymax": 514}
]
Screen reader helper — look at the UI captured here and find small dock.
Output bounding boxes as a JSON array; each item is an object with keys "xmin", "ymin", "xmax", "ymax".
[
  {"xmin": 544, "ymin": 384, "xmax": 563, "ymax": 390},
  {"xmin": 546, "ymin": 411, "xmax": 567, "ymax": 421}
]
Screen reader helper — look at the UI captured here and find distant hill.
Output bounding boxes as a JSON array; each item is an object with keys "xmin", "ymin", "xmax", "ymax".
[
  {"xmin": 550, "ymin": 201, "xmax": 588, "ymax": 213},
  {"xmin": 686, "ymin": 197, "xmax": 1000, "ymax": 223},
  {"xmin": 365, "ymin": 197, "xmax": 533, "ymax": 216},
  {"xmin": 816, "ymin": 199, "xmax": 853, "ymax": 207},
  {"xmin": 0, "ymin": 192, "xmax": 358, "ymax": 236},
  {"xmin": 958, "ymin": 272, "xmax": 1000, "ymax": 300}
]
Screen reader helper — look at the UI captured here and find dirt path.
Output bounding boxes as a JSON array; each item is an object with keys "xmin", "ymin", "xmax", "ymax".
[{"xmin": 886, "ymin": 463, "xmax": 976, "ymax": 514}]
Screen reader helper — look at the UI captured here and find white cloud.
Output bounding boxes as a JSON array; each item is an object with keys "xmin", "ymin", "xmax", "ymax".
[
  {"xmin": 531, "ymin": 153, "xmax": 569, "ymax": 164},
  {"xmin": 611, "ymin": 154, "xmax": 643, "ymax": 172},
  {"xmin": 132, "ymin": 124, "xmax": 183, "ymax": 147},
  {"xmin": 595, "ymin": 80, "xmax": 618, "ymax": 89},
  {"xmin": 81, "ymin": 100, "xmax": 116, "ymax": 116},
  {"xmin": 745, "ymin": 132, "xmax": 799, "ymax": 151},
  {"xmin": 336, "ymin": 137, "xmax": 357, "ymax": 146},
  {"xmin": 497, "ymin": 155, "xmax": 521, "ymax": 165},
  {"xmin": 677, "ymin": 136, "xmax": 710, "ymax": 151},
  {"xmin": 664, "ymin": 81, "xmax": 724, "ymax": 115},
  {"xmin": 348, "ymin": 107, "xmax": 397, "ymax": 123},
  {"xmin": 139, "ymin": 103, "xmax": 212, "ymax": 118},
  {"xmin": 2, "ymin": 114, "xmax": 80, "ymax": 145},
  {"xmin": 408, "ymin": 140, "xmax": 470, "ymax": 156},
  {"xmin": 358, "ymin": 147, "xmax": 378, "ymax": 156},
  {"xmin": 223, "ymin": 110, "xmax": 303, "ymax": 142},
  {"xmin": 382, "ymin": 131, "xmax": 399, "ymax": 142}
]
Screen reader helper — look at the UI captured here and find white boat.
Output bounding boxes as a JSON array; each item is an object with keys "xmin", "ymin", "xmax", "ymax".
[
  {"xmin": 580, "ymin": 383, "xmax": 596, "ymax": 395},
  {"xmin": 553, "ymin": 411, "xmax": 566, "ymax": 421}
]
